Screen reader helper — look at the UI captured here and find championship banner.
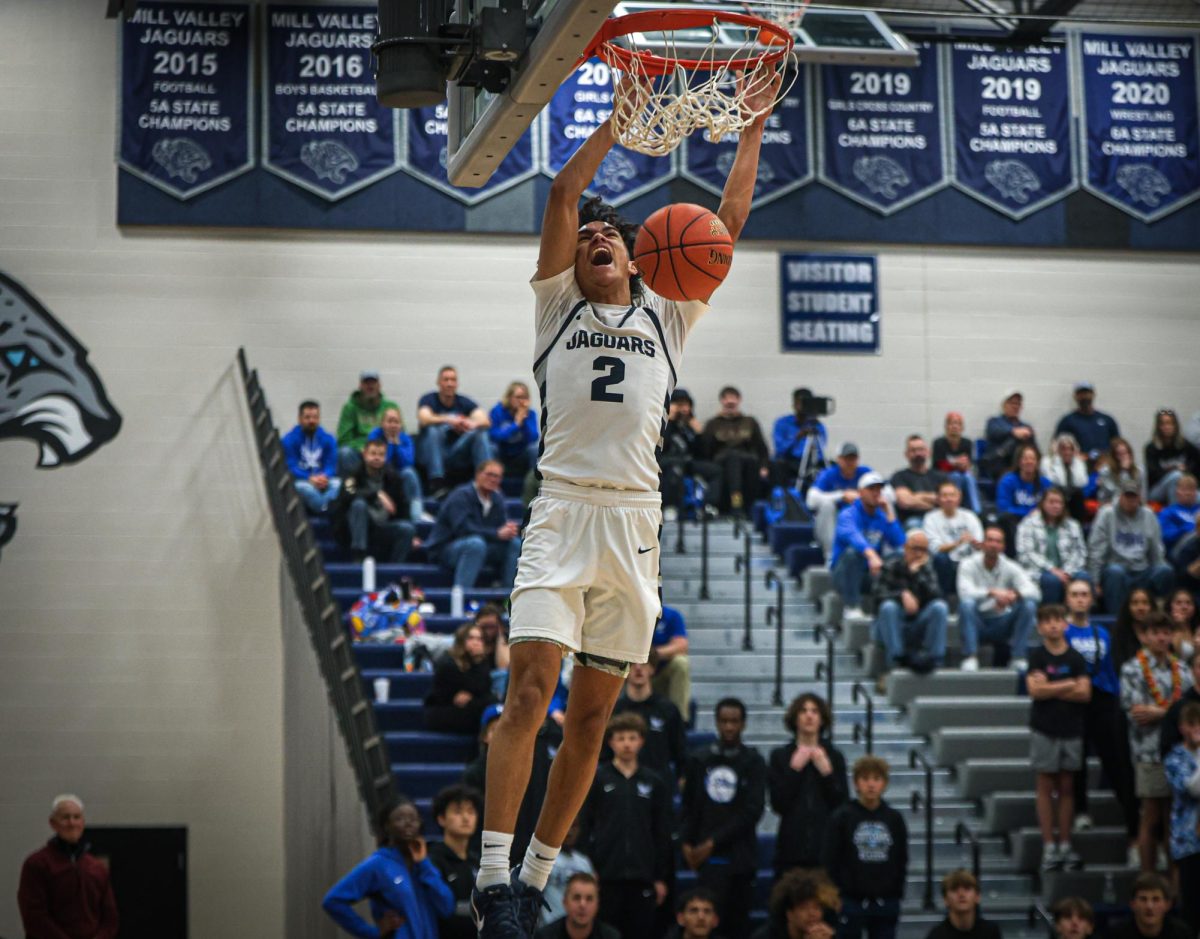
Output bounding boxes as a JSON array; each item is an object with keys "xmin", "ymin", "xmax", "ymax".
[
  {"xmin": 1077, "ymin": 33, "xmax": 1200, "ymax": 223},
  {"xmin": 119, "ymin": 1, "xmax": 253, "ymax": 200},
  {"xmin": 403, "ymin": 102, "xmax": 538, "ymax": 205},
  {"xmin": 542, "ymin": 60, "xmax": 675, "ymax": 207},
  {"xmin": 263, "ymin": 5, "xmax": 400, "ymax": 200},
  {"xmin": 948, "ymin": 42, "xmax": 1076, "ymax": 220},
  {"xmin": 818, "ymin": 42, "xmax": 948, "ymax": 215},
  {"xmin": 780, "ymin": 253, "xmax": 879, "ymax": 354},
  {"xmin": 682, "ymin": 68, "xmax": 812, "ymax": 208}
]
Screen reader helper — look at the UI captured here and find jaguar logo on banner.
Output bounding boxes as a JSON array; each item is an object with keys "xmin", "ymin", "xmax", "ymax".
[{"xmin": 0, "ymin": 275, "xmax": 122, "ymax": 557}]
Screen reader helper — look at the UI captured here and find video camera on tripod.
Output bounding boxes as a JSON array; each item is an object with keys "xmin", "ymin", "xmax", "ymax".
[{"xmin": 794, "ymin": 387, "xmax": 835, "ymax": 420}]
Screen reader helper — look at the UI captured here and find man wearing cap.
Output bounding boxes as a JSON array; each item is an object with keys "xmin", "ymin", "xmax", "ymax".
[
  {"xmin": 891, "ymin": 435, "xmax": 949, "ymax": 529},
  {"xmin": 807, "ymin": 442, "xmax": 872, "ymax": 557},
  {"xmin": 982, "ymin": 390, "xmax": 1036, "ymax": 481},
  {"xmin": 1087, "ymin": 483, "xmax": 1175, "ymax": 613},
  {"xmin": 19, "ymin": 794, "xmax": 119, "ymax": 939},
  {"xmin": 337, "ymin": 370, "xmax": 401, "ymax": 474},
  {"xmin": 417, "ymin": 365, "xmax": 493, "ymax": 497},
  {"xmin": 1056, "ymin": 383, "xmax": 1120, "ymax": 467},
  {"xmin": 830, "ymin": 472, "xmax": 904, "ymax": 619}
]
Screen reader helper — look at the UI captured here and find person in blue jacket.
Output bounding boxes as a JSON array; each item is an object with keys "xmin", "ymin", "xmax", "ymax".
[
  {"xmin": 424, "ymin": 460, "xmax": 522, "ymax": 589},
  {"xmin": 830, "ymin": 472, "xmax": 904, "ymax": 618},
  {"xmin": 489, "ymin": 381, "xmax": 540, "ymax": 477},
  {"xmin": 368, "ymin": 407, "xmax": 425, "ymax": 523},
  {"xmin": 772, "ymin": 388, "xmax": 829, "ymax": 489},
  {"xmin": 1159, "ymin": 474, "xmax": 1199, "ymax": 553},
  {"xmin": 282, "ymin": 400, "xmax": 341, "ymax": 513},
  {"xmin": 323, "ymin": 795, "xmax": 455, "ymax": 939},
  {"xmin": 996, "ymin": 444, "xmax": 1052, "ymax": 547}
]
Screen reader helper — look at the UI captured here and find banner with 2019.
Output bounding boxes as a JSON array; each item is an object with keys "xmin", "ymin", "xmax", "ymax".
[{"xmin": 117, "ymin": 5, "xmax": 1200, "ymax": 242}]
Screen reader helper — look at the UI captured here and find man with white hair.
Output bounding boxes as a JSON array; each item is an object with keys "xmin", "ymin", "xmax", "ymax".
[{"xmin": 19, "ymin": 794, "xmax": 118, "ymax": 938}]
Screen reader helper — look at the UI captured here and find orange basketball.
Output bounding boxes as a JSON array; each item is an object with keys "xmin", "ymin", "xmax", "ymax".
[{"xmin": 633, "ymin": 203, "xmax": 733, "ymax": 302}]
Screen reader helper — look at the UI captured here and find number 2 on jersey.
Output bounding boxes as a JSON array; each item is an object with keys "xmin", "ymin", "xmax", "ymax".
[{"xmin": 590, "ymin": 356, "xmax": 625, "ymax": 403}]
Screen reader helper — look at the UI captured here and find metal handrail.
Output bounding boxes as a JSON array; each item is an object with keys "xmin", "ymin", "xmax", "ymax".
[
  {"xmin": 765, "ymin": 570, "xmax": 785, "ymax": 706},
  {"xmin": 1028, "ymin": 903, "xmax": 1055, "ymax": 936},
  {"xmin": 955, "ymin": 822, "xmax": 981, "ymax": 883},
  {"xmin": 851, "ymin": 681, "xmax": 874, "ymax": 753},
  {"xmin": 813, "ymin": 624, "xmax": 840, "ymax": 722},
  {"xmin": 732, "ymin": 519, "xmax": 754, "ymax": 651},
  {"xmin": 698, "ymin": 503, "xmax": 710, "ymax": 599},
  {"xmin": 909, "ymin": 749, "xmax": 936, "ymax": 910}
]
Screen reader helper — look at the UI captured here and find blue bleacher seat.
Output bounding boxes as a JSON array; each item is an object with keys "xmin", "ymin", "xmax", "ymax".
[
  {"xmin": 769, "ymin": 522, "xmax": 815, "ymax": 557},
  {"xmin": 361, "ymin": 670, "xmax": 434, "ymax": 700},
  {"xmin": 326, "ymin": 562, "xmax": 451, "ymax": 590},
  {"xmin": 785, "ymin": 543, "xmax": 825, "ymax": 578},
  {"xmin": 334, "ymin": 586, "xmax": 510, "ymax": 615},
  {"xmin": 387, "ymin": 732, "xmax": 475, "ymax": 763}
]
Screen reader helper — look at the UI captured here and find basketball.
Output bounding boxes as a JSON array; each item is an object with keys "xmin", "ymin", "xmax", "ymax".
[{"xmin": 633, "ymin": 203, "xmax": 734, "ymax": 302}]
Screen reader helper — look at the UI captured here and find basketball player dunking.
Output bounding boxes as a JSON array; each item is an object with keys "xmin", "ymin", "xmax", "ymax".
[{"xmin": 472, "ymin": 69, "xmax": 782, "ymax": 939}]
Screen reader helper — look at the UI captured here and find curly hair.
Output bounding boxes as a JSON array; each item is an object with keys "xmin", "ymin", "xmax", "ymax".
[
  {"xmin": 768, "ymin": 869, "xmax": 840, "ymax": 919},
  {"xmin": 784, "ymin": 692, "xmax": 831, "ymax": 736},
  {"xmin": 578, "ymin": 196, "xmax": 644, "ymax": 300}
]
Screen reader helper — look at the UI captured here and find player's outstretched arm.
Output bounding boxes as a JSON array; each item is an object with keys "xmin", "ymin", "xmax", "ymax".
[
  {"xmin": 717, "ymin": 66, "xmax": 783, "ymax": 244},
  {"xmin": 536, "ymin": 119, "xmax": 618, "ymax": 280}
]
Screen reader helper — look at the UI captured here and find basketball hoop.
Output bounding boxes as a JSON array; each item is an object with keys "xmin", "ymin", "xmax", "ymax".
[{"xmin": 581, "ymin": 8, "xmax": 799, "ymax": 157}]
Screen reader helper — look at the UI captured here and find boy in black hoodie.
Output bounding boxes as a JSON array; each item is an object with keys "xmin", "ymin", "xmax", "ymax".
[{"xmin": 823, "ymin": 755, "xmax": 908, "ymax": 939}]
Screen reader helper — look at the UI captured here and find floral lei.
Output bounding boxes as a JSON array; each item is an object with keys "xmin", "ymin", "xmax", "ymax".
[{"xmin": 1136, "ymin": 649, "xmax": 1183, "ymax": 708}]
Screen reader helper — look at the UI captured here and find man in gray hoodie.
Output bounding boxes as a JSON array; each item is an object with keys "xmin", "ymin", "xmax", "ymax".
[{"xmin": 1087, "ymin": 481, "xmax": 1174, "ymax": 613}]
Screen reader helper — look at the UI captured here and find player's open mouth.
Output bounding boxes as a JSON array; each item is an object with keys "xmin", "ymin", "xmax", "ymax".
[{"xmin": 589, "ymin": 246, "xmax": 613, "ymax": 266}]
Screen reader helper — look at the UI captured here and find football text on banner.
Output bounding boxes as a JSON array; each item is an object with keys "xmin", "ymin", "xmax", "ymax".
[
  {"xmin": 780, "ymin": 254, "xmax": 879, "ymax": 354},
  {"xmin": 949, "ymin": 42, "xmax": 1076, "ymax": 219},
  {"xmin": 119, "ymin": 1, "xmax": 253, "ymax": 200},
  {"xmin": 263, "ymin": 5, "xmax": 400, "ymax": 200},
  {"xmin": 818, "ymin": 42, "xmax": 948, "ymax": 215},
  {"xmin": 1077, "ymin": 33, "xmax": 1200, "ymax": 223},
  {"xmin": 682, "ymin": 67, "xmax": 813, "ymax": 208}
]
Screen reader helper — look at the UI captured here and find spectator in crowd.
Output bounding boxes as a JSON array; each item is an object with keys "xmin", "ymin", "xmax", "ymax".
[
  {"xmin": 1041, "ymin": 434, "xmax": 1091, "ymax": 522},
  {"xmin": 807, "ymin": 443, "xmax": 872, "ymax": 557},
  {"xmin": 368, "ymin": 406, "xmax": 425, "ymax": 523},
  {"xmin": 660, "ymin": 389, "xmax": 722, "ymax": 522},
  {"xmin": 957, "ymin": 526, "xmax": 1040, "ymax": 672},
  {"xmin": 923, "ymin": 479, "xmax": 984, "ymax": 598},
  {"xmin": 823, "ymin": 756, "xmax": 908, "ymax": 939},
  {"xmin": 831, "ymin": 473, "xmax": 904, "ymax": 620},
  {"xmin": 773, "ymin": 387, "xmax": 829, "ymax": 490},
  {"xmin": 337, "ymin": 371, "xmax": 400, "ymax": 472},
  {"xmin": 473, "ymin": 603, "xmax": 511, "ymax": 671},
  {"xmin": 533, "ymin": 872, "xmax": 620, "ymax": 939},
  {"xmin": 751, "ymin": 869, "xmax": 840, "ymax": 939},
  {"xmin": 701, "ymin": 386, "xmax": 771, "ymax": 515},
  {"xmin": 1095, "ymin": 437, "xmax": 1144, "ymax": 506},
  {"xmin": 541, "ymin": 818, "xmax": 596, "ymax": 927},
  {"xmin": 1166, "ymin": 590, "xmax": 1199, "ymax": 661},
  {"xmin": 681, "ymin": 697, "xmax": 767, "ymax": 939},
  {"xmin": 873, "ymin": 530, "xmax": 949, "ymax": 679},
  {"xmin": 416, "ymin": 365, "xmax": 492, "ymax": 497},
  {"xmin": 981, "ymin": 390, "xmax": 1036, "ymax": 480},
  {"xmin": 1186, "ymin": 411, "xmax": 1200, "ymax": 452},
  {"xmin": 1164, "ymin": 702, "xmax": 1200, "ymax": 933},
  {"xmin": 1158, "ymin": 650, "xmax": 1200, "ymax": 761},
  {"xmin": 932, "ymin": 410, "xmax": 982, "ymax": 514},
  {"xmin": 424, "ymin": 622, "xmax": 497, "ymax": 736},
  {"xmin": 428, "ymin": 784, "xmax": 483, "ymax": 939},
  {"xmin": 1051, "ymin": 897, "xmax": 1095, "ymax": 939},
  {"xmin": 1145, "ymin": 409, "xmax": 1199, "ymax": 505},
  {"xmin": 612, "ymin": 661, "xmax": 687, "ymax": 786},
  {"xmin": 672, "ymin": 889, "xmax": 724, "ymax": 939},
  {"xmin": 1065, "ymin": 579, "xmax": 1139, "ymax": 851},
  {"xmin": 489, "ymin": 381, "xmax": 540, "ymax": 478},
  {"xmin": 769, "ymin": 693, "xmax": 849, "ymax": 878},
  {"xmin": 996, "ymin": 444, "xmax": 1051, "ymax": 540},
  {"xmin": 463, "ymin": 704, "xmax": 503, "ymax": 796},
  {"xmin": 1120, "ymin": 616, "xmax": 1193, "ymax": 872},
  {"xmin": 1027, "ymin": 604, "xmax": 1091, "ymax": 871},
  {"xmin": 1173, "ymin": 532, "xmax": 1200, "ymax": 596},
  {"xmin": 891, "ymin": 435, "xmax": 947, "ymax": 529},
  {"xmin": 323, "ymin": 795, "xmax": 454, "ymax": 939},
  {"xmin": 924, "ymin": 870, "xmax": 1001, "ymax": 939},
  {"xmin": 424, "ymin": 460, "xmax": 521, "ymax": 589},
  {"xmin": 331, "ymin": 438, "xmax": 416, "ymax": 563},
  {"xmin": 1016, "ymin": 486, "xmax": 1089, "ymax": 604},
  {"xmin": 652, "ymin": 605, "xmax": 691, "ymax": 717},
  {"xmin": 579, "ymin": 713, "xmax": 673, "ymax": 939},
  {"xmin": 1114, "ymin": 588, "xmax": 1159, "ymax": 671},
  {"xmin": 18, "ymin": 794, "xmax": 118, "ymax": 939},
  {"xmin": 1106, "ymin": 873, "xmax": 1190, "ymax": 939},
  {"xmin": 1159, "ymin": 474, "xmax": 1199, "ymax": 553},
  {"xmin": 1055, "ymin": 382, "xmax": 1120, "ymax": 466},
  {"xmin": 284, "ymin": 399, "xmax": 341, "ymax": 513},
  {"xmin": 1088, "ymin": 482, "xmax": 1174, "ymax": 614}
]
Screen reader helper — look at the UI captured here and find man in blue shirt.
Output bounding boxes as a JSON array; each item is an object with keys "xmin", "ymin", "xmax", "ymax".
[
  {"xmin": 417, "ymin": 365, "xmax": 493, "ymax": 497},
  {"xmin": 1055, "ymin": 382, "xmax": 1120, "ymax": 467},
  {"xmin": 282, "ymin": 400, "xmax": 340, "ymax": 513},
  {"xmin": 651, "ymin": 605, "xmax": 691, "ymax": 717},
  {"xmin": 806, "ymin": 443, "xmax": 872, "ymax": 557},
  {"xmin": 425, "ymin": 460, "xmax": 522, "ymax": 589},
  {"xmin": 831, "ymin": 472, "xmax": 905, "ymax": 619},
  {"xmin": 1159, "ymin": 474, "xmax": 1199, "ymax": 553},
  {"xmin": 772, "ymin": 387, "xmax": 828, "ymax": 489}
]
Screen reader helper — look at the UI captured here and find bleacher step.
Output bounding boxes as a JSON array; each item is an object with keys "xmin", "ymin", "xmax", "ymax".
[
  {"xmin": 909, "ymin": 696, "xmax": 1030, "ymax": 735},
  {"xmin": 932, "ymin": 727, "xmax": 1033, "ymax": 766},
  {"xmin": 957, "ymin": 758, "xmax": 1100, "ymax": 800},
  {"xmin": 887, "ymin": 670, "xmax": 1020, "ymax": 707},
  {"xmin": 1010, "ymin": 826, "xmax": 1130, "ymax": 874},
  {"xmin": 983, "ymin": 791, "xmax": 1122, "ymax": 835}
]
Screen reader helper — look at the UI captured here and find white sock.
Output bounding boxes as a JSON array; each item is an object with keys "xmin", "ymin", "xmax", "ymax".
[
  {"xmin": 518, "ymin": 835, "xmax": 561, "ymax": 891},
  {"xmin": 476, "ymin": 830, "xmax": 514, "ymax": 890}
]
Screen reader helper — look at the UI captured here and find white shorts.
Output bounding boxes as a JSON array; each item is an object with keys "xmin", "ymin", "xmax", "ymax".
[{"xmin": 509, "ymin": 480, "xmax": 662, "ymax": 664}]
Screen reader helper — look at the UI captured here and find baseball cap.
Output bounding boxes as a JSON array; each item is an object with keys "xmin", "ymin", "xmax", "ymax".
[
  {"xmin": 1003, "ymin": 388, "xmax": 1022, "ymax": 401},
  {"xmin": 839, "ymin": 443, "xmax": 859, "ymax": 458},
  {"xmin": 860, "ymin": 471, "xmax": 885, "ymax": 488},
  {"xmin": 1074, "ymin": 381, "xmax": 1095, "ymax": 393},
  {"xmin": 480, "ymin": 703, "xmax": 504, "ymax": 730},
  {"xmin": 1120, "ymin": 480, "xmax": 1141, "ymax": 496},
  {"xmin": 670, "ymin": 388, "xmax": 693, "ymax": 405},
  {"xmin": 360, "ymin": 370, "xmax": 380, "ymax": 382}
]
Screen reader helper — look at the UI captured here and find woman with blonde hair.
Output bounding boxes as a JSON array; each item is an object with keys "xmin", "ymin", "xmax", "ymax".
[{"xmin": 488, "ymin": 381, "xmax": 540, "ymax": 476}]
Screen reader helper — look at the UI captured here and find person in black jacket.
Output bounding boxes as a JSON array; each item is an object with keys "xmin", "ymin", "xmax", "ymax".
[
  {"xmin": 427, "ymin": 784, "xmax": 483, "ymax": 939},
  {"xmin": 750, "ymin": 868, "xmax": 840, "ymax": 939},
  {"xmin": 424, "ymin": 622, "xmax": 497, "ymax": 736},
  {"xmin": 1107, "ymin": 873, "xmax": 1191, "ymax": 939},
  {"xmin": 331, "ymin": 437, "xmax": 415, "ymax": 562},
  {"xmin": 611, "ymin": 661, "xmax": 688, "ymax": 787},
  {"xmin": 823, "ymin": 756, "xmax": 908, "ymax": 939},
  {"xmin": 770, "ymin": 693, "xmax": 849, "ymax": 878},
  {"xmin": 578, "ymin": 712, "xmax": 673, "ymax": 939},
  {"xmin": 923, "ymin": 870, "xmax": 1001, "ymax": 939},
  {"xmin": 659, "ymin": 389, "xmax": 723, "ymax": 520},
  {"xmin": 424, "ymin": 459, "xmax": 521, "ymax": 589},
  {"xmin": 681, "ymin": 697, "xmax": 767, "ymax": 939}
]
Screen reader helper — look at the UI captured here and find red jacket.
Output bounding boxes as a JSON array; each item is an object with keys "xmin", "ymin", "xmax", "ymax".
[{"xmin": 18, "ymin": 839, "xmax": 118, "ymax": 939}]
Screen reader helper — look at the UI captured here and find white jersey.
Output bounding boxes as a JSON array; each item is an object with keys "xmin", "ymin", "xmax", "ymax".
[{"xmin": 530, "ymin": 267, "xmax": 707, "ymax": 492}]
